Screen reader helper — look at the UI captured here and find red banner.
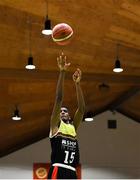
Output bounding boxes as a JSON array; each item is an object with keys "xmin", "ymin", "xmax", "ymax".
[{"xmin": 33, "ymin": 163, "xmax": 81, "ymax": 179}]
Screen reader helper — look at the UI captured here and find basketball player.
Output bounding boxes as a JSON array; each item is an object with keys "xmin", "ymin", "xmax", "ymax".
[{"xmin": 47, "ymin": 53, "xmax": 85, "ymax": 179}]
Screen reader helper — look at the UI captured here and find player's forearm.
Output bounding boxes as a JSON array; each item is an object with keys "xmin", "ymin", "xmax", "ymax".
[
  {"xmin": 75, "ymin": 82, "xmax": 85, "ymax": 113},
  {"xmin": 55, "ymin": 70, "xmax": 65, "ymax": 103}
]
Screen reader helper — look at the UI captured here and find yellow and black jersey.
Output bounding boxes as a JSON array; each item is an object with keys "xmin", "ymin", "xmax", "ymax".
[{"xmin": 49, "ymin": 120, "xmax": 80, "ymax": 168}]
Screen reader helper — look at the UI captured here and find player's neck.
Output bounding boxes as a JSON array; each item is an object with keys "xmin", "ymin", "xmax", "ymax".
[{"xmin": 62, "ymin": 119, "xmax": 70, "ymax": 124}]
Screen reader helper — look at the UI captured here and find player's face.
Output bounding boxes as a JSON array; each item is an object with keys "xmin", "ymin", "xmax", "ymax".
[{"xmin": 60, "ymin": 107, "xmax": 71, "ymax": 122}]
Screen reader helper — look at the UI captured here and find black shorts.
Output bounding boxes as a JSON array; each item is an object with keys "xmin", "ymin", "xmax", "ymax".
[{"xmin": 47, "ymin": 165, "xmax": 77, "ymax": 179}]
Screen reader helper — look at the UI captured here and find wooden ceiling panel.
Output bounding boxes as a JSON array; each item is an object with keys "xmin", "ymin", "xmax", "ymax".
[
  {"xmin": 0, "ymin": 0, "xmax": 46, "ymax": 17},
  {"xmin": 121, "ymin": 93, "xmax": 140, "ymax": 112},
  {"xmin": 0, "ymin": 0, "xmax": 140, "ymax": 157}
]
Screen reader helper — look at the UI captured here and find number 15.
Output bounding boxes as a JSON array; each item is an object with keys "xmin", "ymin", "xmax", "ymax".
[{"xmin": 64, "ymin": 151, "xmax": 75, "ymax": 164}]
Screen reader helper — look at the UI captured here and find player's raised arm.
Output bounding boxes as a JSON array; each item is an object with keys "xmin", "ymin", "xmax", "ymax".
[
  {"xmin": 50, "ymin": 53, "xmax": 70, "ymax": 132},
  {"xmin": 73, "ymin": 68, "xmax": 85, "ymax": 130}
]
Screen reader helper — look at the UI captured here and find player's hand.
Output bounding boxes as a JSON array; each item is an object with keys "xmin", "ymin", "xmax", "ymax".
[
  {"xmin": 73, "ymin": 68, "xmax": 82, "ymax": 83},
  {"xmin": 57, "ymin": 52, "xmax": 70, "ymax": 71}
]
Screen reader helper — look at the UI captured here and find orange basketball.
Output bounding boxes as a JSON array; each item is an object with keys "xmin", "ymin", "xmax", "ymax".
[{"xmin": 52, "ymin": 23, "xmax": 73, "ymax": 45}]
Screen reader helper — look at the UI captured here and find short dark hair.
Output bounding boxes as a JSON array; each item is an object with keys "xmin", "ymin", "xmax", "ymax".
[{"xmin": 61, "ymin": 107, "xmax": 69, "ymax": 112}]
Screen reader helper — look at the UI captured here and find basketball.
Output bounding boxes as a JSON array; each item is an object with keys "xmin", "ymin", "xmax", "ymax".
[{"xmin": 52, "ymin": 23, "xmax": 73, "ymax": 45}]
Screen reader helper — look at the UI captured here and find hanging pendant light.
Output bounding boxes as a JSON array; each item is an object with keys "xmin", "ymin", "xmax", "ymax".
[
  {"xmin": 12, "ymin": 106, "xmax": 21, "ymax": 121},
  {"xmin": 113, "ymin": 58, "xmax": 123, "ymax": 73},
  {"xmin": 42, "ymin": 0, "xmax": 52, "ymax": 35},
  {"xmin": 25, "ymin": 56, "xmax": 35, "ymax": 70},
  {"xmin": 84, "ymin": 111, "xmax": 94, "ymax": 122},
  {"xmin": 99, "ymin": 83, "xmax": 110, "ymax": 92},
  {"xmin": 25, "ymin": 19, "xmax": 36, "ymax": 70},
  {"xmin": 42, "ymin": 15, "xmax": 52, "ymax": 35},
  {"xmin": 113, "ymin": 43, "xmax": 123, "ymax": 73}
]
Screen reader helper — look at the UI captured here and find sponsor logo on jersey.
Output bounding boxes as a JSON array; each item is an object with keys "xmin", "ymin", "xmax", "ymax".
[{"xmin": 62, "ymin": 139, "xmax": 76, "ymax": 151}]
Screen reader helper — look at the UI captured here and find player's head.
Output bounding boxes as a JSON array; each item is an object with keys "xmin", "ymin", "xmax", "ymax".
[{"xmin": 60, "ymin": 107, "xmax": 71, "ymax": 123}]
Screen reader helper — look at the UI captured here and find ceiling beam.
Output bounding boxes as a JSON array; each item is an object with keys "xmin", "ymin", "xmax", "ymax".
[
  {"xmin": 0, "ymin": 68, "xmax": 140, "ymax": 84},
  {"xmin": 116, "ymin": 107, "xmax": 140, "ymax": 123},
  {"xmin": 109, "ymin": 86, "xmax": 140, "ymax": 111},
  {"xmin": 94, "ymin": 86, "xmax": 140, "ymax": 117}
]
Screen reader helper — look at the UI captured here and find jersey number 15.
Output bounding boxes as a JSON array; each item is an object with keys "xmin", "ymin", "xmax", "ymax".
[{"xmin": 64, "ymin": 151, "xmax": 75, "ymax": 164}]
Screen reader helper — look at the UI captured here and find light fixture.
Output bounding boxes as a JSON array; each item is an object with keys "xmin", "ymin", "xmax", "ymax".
[
  {"xmin": 113, "ymin": 59, "xmax": 123, "ymax": 73},
  {"xmin": 42, "ymin": 0, "xmax": 52, "ymax": 35},
  {"xmin": 84, "ymin": 111, "xmax": 94, "ymax": 122},
  {"xmin": 25, "ymin": 56, "xmax": 35, "ymax": 70},
  {"xmin": 25, "ymin": 19, "xmax": 36, "ymax": 70},
  {"xmin": 12, "ymin": 106, "xmax": 21, "ymax": 121},
  {"xmin": 42, "ymin": 16, "xmax": 52, "ymax": 35},
  {"xmin": 113, "ymin": 43, "xmax": 123, "ymax": 73},
  {"xmin": 99, "ymin": 83, "xmax": 110, "ymax": 92}
]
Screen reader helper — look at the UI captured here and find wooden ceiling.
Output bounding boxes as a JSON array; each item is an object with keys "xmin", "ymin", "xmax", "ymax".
[{"xmin": 0, "ymin": 0, "xmax": 140, "ymax": 157}]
